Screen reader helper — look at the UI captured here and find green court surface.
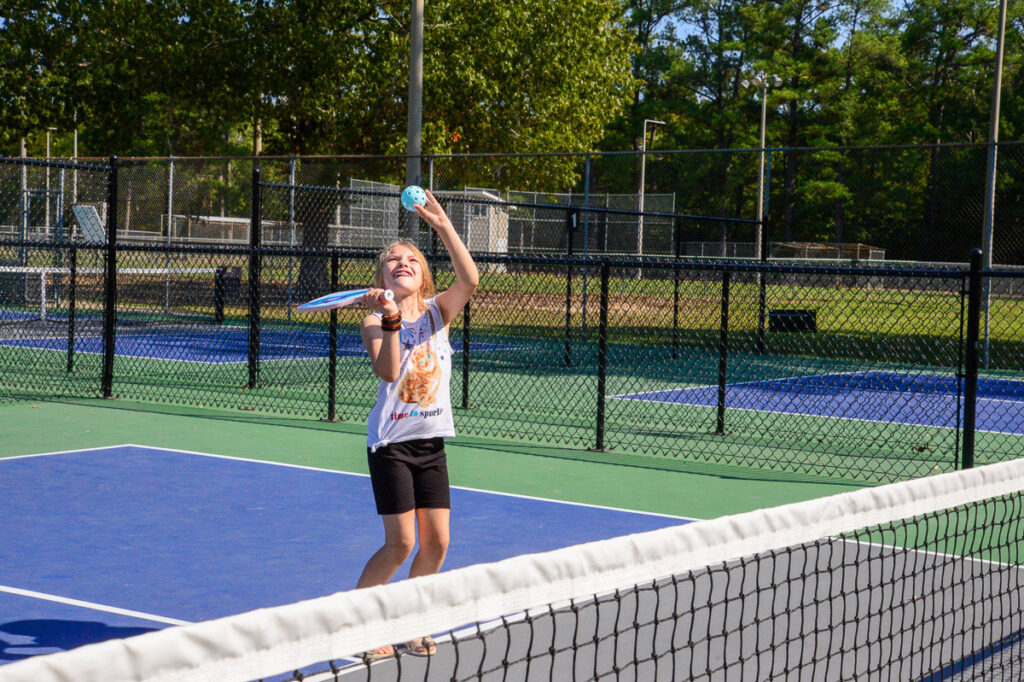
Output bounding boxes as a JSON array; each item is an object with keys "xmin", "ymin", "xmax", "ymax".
[
  {"xmin": 7, "ymin": 330, "xmax": 1016, "ymax": 484},
  {"xmin": 0, "ymin": 399, "xmax": 859, "ymax": 521}
]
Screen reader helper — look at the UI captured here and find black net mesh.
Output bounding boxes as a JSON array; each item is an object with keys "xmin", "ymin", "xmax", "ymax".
[
  {"xmin": 6, "ymin": 457, "xmax": 1021, "ymax": 682},
  {"xmin": 276, "ymin": 488, "xmax": 1024, "ymax": 682}
]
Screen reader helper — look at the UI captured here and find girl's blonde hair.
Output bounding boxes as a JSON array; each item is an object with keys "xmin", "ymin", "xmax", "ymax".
[{"xmin": 375, "ymin": 239, "xmax": 435, "ymax": 310}]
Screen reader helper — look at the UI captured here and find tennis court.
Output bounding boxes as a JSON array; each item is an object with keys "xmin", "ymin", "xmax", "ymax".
[
  {"xmin": 0, "ymin": 401, "xmax": 1021, "ymax": 681},
  {"xmin": 615, "ymin": 370, "xmax": 1024, "ymax": 435},
  {"xmin": 0, "ymin": 321, "xmax": 517, "ymax": 363},
  {"xmin": 2, "ymin": 173, "xmax": 1022, "ymax": 679},
  {"xmin": 0, "ymin": 441, "xmax": 689, "ymax": 676}
]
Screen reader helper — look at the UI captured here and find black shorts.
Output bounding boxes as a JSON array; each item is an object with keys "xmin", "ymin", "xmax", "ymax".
[{"xmin": 367, "ymin": 437, "xmax": 450, "ymax": 515}]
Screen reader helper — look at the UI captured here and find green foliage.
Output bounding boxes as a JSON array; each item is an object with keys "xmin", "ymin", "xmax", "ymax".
[
  {"xmin": 4, "ymin": 0, "xmax": 1024, "ymax": 263},
  {"xmin": 588, "ymin": 0, "xmax": 1024, "ymax": 257},
  {"xmin": 3, "ymin": 0, "xmax": 635, "ymax": 176},
  {"xmin": 602, "ymin": 0, "xmax": 1024, "ymax": 152}
]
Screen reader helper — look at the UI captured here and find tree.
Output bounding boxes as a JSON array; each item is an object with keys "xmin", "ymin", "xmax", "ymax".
[
  {"xmin": 0, "ymin": 0, "xmax": 83, "ymax": 154},
  {"xmin": 794, "ymin": 0, "xmax": 902, "ymax": 244},
  {"xmin": 670, "ymin": 0, "xmax": 759, "ymax": 238},
  {"xmin": 238, "ymin": 0, "xmax": 637, "ymax": 292}
]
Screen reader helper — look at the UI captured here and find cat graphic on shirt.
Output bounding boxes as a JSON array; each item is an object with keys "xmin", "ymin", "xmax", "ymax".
[{"xmin": 398, "ymin": 342, "xmax": 441, "ymax": 407}]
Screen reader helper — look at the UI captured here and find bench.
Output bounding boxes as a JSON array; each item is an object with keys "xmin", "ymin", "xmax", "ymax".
[{"xmin": 768, "ymin": 309, "xmax": 817, "ymax": 333}]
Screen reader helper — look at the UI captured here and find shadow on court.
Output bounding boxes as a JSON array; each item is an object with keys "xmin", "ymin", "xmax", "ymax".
[{"xmin": 0, "ymin": 620, "xmax": 157, "ymax": 662}]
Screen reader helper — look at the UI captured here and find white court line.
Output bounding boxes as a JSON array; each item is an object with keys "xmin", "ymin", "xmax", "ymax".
[
  {"xmin": 0, "ymin": 444, "xmax": 696, "ymax": 522},
  {"xmin": 977, "ymin": 395, "xmax": 1024, "ymax": 406},
  {"xmin": 0, "ymin": 444, "xmax": 128, "ymax": 462},
  {"xmin": 0, "ymin": 584, "xmax": 191, "ymax": 627},
  {"xmin": 611, "ymin": 369, "xmax": 1024, "ymax": 403},
  {"xmin": 837, "ymin": 536, "xmax": 1021, "ymax": 571},
  {"xmin": 0, "ymin": 343, "xmax": 239, "ymax": 365},
  {"xmin": 609, "ymin": 368, "xmax": 874, "ymax": 400},
  {"xmin": 611, "ymin": 397, "xmax": 1024, "ymax": 437},
  {"xmin": 123, "ymin": 444, "xmax": 696, "ymax": 522}
]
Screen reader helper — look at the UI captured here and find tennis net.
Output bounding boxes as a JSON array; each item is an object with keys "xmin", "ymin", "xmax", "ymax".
[
  {"xmin": 3, "ymin": 460, "xmax": 1022, "ymax": 682},
  {"xmin": 0, "ymin": 265, "xmax": 222, "ymax": 337}
]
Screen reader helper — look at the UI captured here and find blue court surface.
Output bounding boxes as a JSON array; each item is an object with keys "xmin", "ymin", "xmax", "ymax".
[
  {"xmin": 0, "ymin": 445, "xmax": 689, "ymax": 666},
  {"xmin": 0, "ymin": 325, "xmax": 516, "ymax": 363},
  {"xmin": 615, "ymin": 371, "xmax": 1024, "ymax": 435}
]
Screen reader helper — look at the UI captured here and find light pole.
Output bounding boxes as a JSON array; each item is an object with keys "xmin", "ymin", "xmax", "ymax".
[
  {"xmin": 404, "ymin": 0, "xmax": 424, "ymax": 240},
  {"xmin": 638, "ymin": 119, "xmax": 665, "ymax": 271},
  {"xmin": 982, "ymin": 0, "xmax": 1008, "ymax": 367},
  {"xmin": 741, "ymin": 74, "xmax": 783, "ymax": 260}
]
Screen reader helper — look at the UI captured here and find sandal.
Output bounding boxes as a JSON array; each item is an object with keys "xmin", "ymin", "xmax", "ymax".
[
  {"xmin": 405, "ymin": 635, "xmax": 437, "ymax": 657},
  {"xmin": 358, "ymin": 644, "xmax": 396, "ymax": 662}
]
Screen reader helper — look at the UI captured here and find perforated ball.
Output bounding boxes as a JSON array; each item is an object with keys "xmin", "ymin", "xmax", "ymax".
[{"xmin": 401, "ymin": 185, "xmax": 427, "ymax": 212}]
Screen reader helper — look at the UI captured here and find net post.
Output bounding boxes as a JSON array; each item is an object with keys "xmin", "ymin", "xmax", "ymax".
[
  {"xmin": 954, "ymin": 275, "xmax": 968, "ymax": 471},
  {"xmin": 66, "ymin": 246, "xmax": 77, "ymax": 373},
  {"xmin": 214, "ymin": 266, "xmax": 226, "ymax": 325},
  {"xmin": 248, "ymin": 166, "xmax": 262, "ymax": 390},
  {"xmin": 461, "ymin": 300, "xmax": 470, "ymax": 409},
  {"xmin": 962, "ymin": 248, "xmax": 983, "ymax": 469},
  {"xmin": 672, "ymin": 216, "xmax": 681, "ymax": 360},
  {"xmin": 565, "ymin": 209, "xmax": 577, "ymax": 368},
  {"xmin": 716, "ymin": 269, "xmax": 730, "ymax": 435},
  {"xmin": 101, "ymin": 155, "xmax": 118, "ymax": 399},
  {"xmin": 595, "ymin": 258, "xmax": 610, "ymax": 451},
  {"xmin": 328, "ymin": 253, "xmax": 339, "ymax": 421}
]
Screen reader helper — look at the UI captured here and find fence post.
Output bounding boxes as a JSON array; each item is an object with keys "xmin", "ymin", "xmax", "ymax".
[
  {"xmin": 462, "ymin": 300, "xmax": 470, "ymax": 409},
  {"xmin": 328, "ymin": 253, "xmax": 339, "ymax": 421},
  {"xmin": 66, "ymin": 246, "xmax": 77, "ymax": 373},
  {"xmin": 19, "ymin": 156, "xmax": 27, "ymax": 267},
  {"xmin": 56, "ymin": 168, "xmax": 66, "ymax": 253},
  {"xmin": 565, "ymin": 209, "xmax": 577, "ymax": 367},
  {"xmin": 164, "ymin": 156, "xmax": 174, "ymax": 312},
  {"xmin": 595, "ymin": 258, "xmax": 610, "ymax": 451},
  {"xmin": 101, "ymin": 156, "xmax": 118, "ymax": 398},
  {"xmin": 756, "ymin": 216, "xmax": 769, "ymax": 354},
  {"xmin": 962, "ymin": 248, "xmax": 983, "ymax": 469},
  {"xmin": 581, "ymin": 154, "xmax": 591, "ymax": 339},
  {"xmin": 214, "ymin": 267, "xmax": 226, "ymax": 324},
  {"xmin": 757, "ymin": 153, "xmax": 772, "ymax": 354},
  {"xmin": 248, "ymin": 166, "xmax": 262, "ymax": 390},
  {"xmin": 716, "ymin": 269, "xmax": 731, "ymax": 435},
  {"xmin": 672, "ymin": 216, "xmax": 681, "ymax": 360},
  {"xmin": 286, "ymin": 155, "xmax": 296, "ymax": 321}
]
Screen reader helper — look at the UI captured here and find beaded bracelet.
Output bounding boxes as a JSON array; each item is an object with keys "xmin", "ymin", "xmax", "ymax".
[{"xmin": 380, "ymin": 313, "xmax": 402, "ymax": 332}]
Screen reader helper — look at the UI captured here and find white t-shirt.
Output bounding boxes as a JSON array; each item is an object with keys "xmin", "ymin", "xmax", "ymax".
[{"xmin": 366, "ymin": 298, "xmax": 456, "ymax": 452}]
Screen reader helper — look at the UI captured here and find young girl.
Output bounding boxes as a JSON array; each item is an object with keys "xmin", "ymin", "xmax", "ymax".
[{"xmin": 356, "ymin": 189, "xmax": 478, "ymax": 659}]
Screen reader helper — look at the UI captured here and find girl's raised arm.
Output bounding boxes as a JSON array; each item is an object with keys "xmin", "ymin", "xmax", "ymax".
[{"xmin": 414, "ymin": 190, "xmax": 479, "ymax": 325}]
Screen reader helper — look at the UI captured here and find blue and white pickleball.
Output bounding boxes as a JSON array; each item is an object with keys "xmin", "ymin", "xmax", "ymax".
[
  {"xmin": 297, "ymin": 288, "xmax": 393, "ymax": 312},
  {"xmin": 401, "ymin": 185, "xmax": 427, "ymax": 212}
]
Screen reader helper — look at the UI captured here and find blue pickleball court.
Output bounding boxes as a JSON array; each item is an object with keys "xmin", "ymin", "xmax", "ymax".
[
  {"xmin": 0, "ymin": 323, "xmax": 517, "ymax": 363},
  {"xmin": 615, "ymin": 370, "xmax": 1024, "ymax": 435},
  {"xmin": 0, "ymin": 445, "xmax": 690, "ymax": 665}
]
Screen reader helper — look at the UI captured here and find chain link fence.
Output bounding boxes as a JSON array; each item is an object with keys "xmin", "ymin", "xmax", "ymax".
[
  {"xmin": 1, "ymin": 157, "xmax": 1023, "ymax": 484},
  {"xmin": 26, "ymin": 142, "xmax": 1023, "ymax": 267},
  {"xmin": 767, "ymin": 142, "xmax": 1024, "ymax": 265}
]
